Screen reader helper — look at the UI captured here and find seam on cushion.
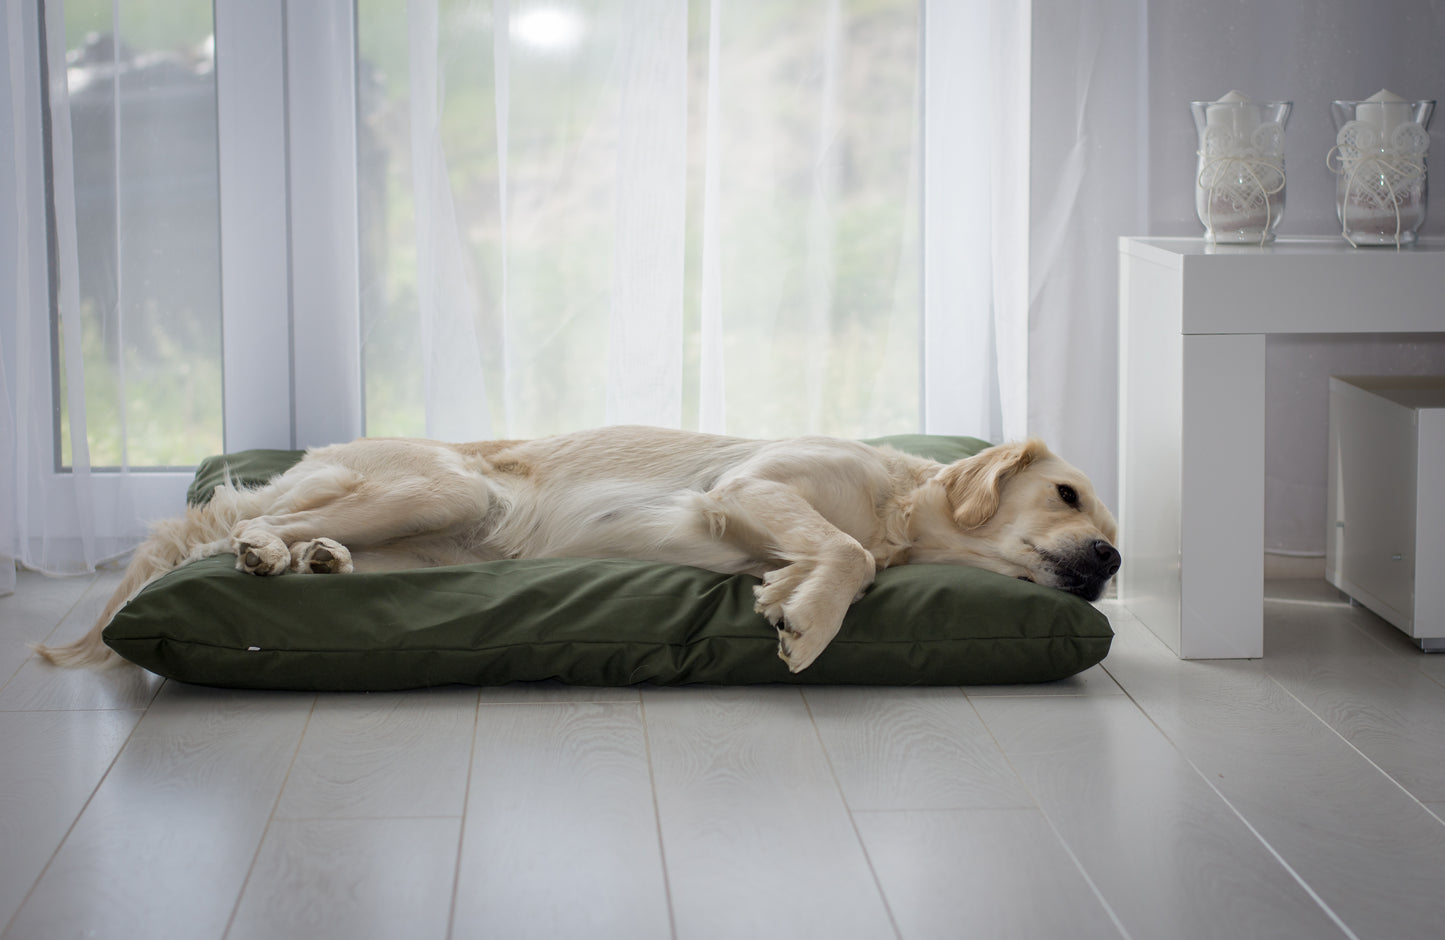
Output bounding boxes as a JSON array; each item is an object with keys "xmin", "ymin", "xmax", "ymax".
[{"xmin": 108, "ymin": 632, "xmax": 1111, "ymax": 656}]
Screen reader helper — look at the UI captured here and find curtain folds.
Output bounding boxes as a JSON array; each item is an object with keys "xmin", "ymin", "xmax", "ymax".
[
  {"xmin": 603, "ymin": 0, "xmax": 688, "ymax": 429},
  {"xmin": 2, "ymin": 0, "xmax": 122, "ymax": 590},
  {"xmin": 1, "ymin": 0, "xmax": 30, "ymax": 596},
  {"xmin": 407, "ymin": 0, "xmax": 495, "ymax": 443},
  {"xmin": 367, "ymin": 0, "xmax": 969, "ymax": 443},
  {"xmin": 921, "ymin": 0, "xmax": 1028, "ymax": 443}
]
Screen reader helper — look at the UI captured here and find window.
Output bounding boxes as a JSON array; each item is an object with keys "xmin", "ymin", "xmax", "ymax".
[{"xmin": 53, "ymin": 0, "xmax": 224, "ymax": 468}]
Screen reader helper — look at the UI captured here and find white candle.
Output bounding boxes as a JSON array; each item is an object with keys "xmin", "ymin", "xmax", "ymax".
[
  {"xmin": 1355, "ymin": 89, "xmax": 1411, "ymax": 148},
  {"xmin": 1205, "ymin": 90, "xmax": 1260, "ymax": 139},
  {"xmin": 1334, "ymin": 89, "xmax": 1428, "ymax": 244},
  {"xmin": 1192, "ymin": 92, "xmax": 1289, "ymax": 243}
]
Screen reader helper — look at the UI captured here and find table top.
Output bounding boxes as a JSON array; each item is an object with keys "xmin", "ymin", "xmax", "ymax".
[
  {"xmin": 1122, "ymin": 235, "xmax": 1445, "ymax": 262},
  {"xmin": 1119, "ymin": 236, "xmax": 1445, "ymax": 334}
]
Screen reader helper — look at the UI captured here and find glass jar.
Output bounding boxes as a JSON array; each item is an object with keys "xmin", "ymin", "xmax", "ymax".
[
  {"xmin": 1329, "ymin": 95, "xmax": 1434, "ymax": 247},
  {"xmin": 1191, "ymin": 96, "xmax": 1291, "ymax": 245}
]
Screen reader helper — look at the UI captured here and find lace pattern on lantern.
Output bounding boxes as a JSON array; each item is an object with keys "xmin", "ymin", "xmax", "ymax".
[
  {"xmin": 1196, "ymin": 122, "xmax": 1286, "ymax": 246},
  {"xmin": 1328, "ymin": 120, "xmax": 1429, "ymax": 247}
]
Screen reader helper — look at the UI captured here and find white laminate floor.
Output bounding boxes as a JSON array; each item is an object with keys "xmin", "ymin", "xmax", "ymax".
[{"xmin": 3, "ymin": 567, "xmax": 1445, "ymax": 939}]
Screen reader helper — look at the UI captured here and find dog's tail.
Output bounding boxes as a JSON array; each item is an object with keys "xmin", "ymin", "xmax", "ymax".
[{"xmin": 31, "ymin": 482, "xmax": 270, "ymax": 669}]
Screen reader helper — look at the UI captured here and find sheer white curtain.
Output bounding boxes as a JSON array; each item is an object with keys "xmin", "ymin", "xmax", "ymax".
[
  {"xmin": 2, "ymin": 0, "xmax": 125, "ymax": 592},
  {"xmin": 923, "ymin": 0, "xmax": 1029, "ymax": 439},
  {"xmin": 360, "ymin": 0, "xmax": 1026, "ymax": 444},
  {"xmin": 1, "ymin": 0, "xmax": 45, "ymax": 596}
]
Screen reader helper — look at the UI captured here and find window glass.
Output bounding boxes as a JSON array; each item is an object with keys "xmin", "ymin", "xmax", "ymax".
[{"xmin": 57, "ymin": 0, "xmax": 224, "ymax": 467}]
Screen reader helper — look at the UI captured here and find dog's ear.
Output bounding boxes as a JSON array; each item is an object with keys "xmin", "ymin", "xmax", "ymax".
[{"xmin": 937, "ymin": 439, "xmax": 1049, "ymax": 529}]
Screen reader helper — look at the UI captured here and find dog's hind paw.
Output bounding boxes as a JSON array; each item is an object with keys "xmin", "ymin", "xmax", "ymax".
[
  {"xmin": 235, "ymin": 535, "xmax": 290, "ymax": 576},
  {"xmin": 289, "ymin": 538, "xmax": 353, "ymax": 575}
]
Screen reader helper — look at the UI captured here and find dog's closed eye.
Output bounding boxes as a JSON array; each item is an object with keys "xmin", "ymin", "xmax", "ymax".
[{"xmin": 1056, "ymin": 484, "xmax": 1078, "ymax": 506}]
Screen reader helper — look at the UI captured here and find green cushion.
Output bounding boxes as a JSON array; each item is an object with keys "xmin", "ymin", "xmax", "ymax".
[{"xmin": 106, "ymin": 435, "xmax": 1113, "ymax": 690}]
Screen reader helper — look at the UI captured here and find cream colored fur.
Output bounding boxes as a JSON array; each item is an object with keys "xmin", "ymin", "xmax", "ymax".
[{"xmin": 35, "ymin": 426, "xmax": 1120, "ymax": 673}]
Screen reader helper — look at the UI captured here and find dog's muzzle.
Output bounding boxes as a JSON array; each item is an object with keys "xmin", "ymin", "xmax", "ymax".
[{"xmin": 1046, "ymin": 539, "xmax": 1121, "ymax": 601}]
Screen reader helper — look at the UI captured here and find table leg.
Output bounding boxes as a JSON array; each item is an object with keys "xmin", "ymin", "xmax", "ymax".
[
  {"xmin": 1177, "ymin": 332, "xmax": 1265, "ymax": 658},
  {"xmin": 1118, "ymin": 310, "xmax": 1264, "ymax": 659}
]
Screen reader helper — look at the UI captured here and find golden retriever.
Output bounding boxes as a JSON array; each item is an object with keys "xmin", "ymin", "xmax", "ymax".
[{"xmin": 36, "ymin": 426, "xmax": 1119, "ymax": 673}]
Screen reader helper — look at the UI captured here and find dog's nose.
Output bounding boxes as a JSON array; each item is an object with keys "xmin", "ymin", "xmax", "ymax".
[{"xmin": 1093, "ymin": 540, "xmax": 1121, "ymax": 577}]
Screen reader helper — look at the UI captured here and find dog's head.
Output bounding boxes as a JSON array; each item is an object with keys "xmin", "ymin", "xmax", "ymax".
[{"xmin": 910, "ymin": 439, "xmax": 1120, "ymax": 600}]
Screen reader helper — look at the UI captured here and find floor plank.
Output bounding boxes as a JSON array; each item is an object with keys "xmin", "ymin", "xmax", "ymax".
[
  {"xmin": 451, "ymin": 702, "xmax": 671, "ymax": 940},
  {"xmin": 964, "ymin": 661, "xmax": 1125, "ymax": 698},
  {"xmin": 475, "ymin": 682, "xmax": 641, "ymax": 704},
  {"xmin": 1415, "ymin": 652, "xmax": 1445, "ymax": 687},
  {"xmin": 0, "ymin": 569, "xmax": 96, "ymax": 689},
  {"xmin": 228, "ymin": 818, "xmax": 460, "ymax": 940},
  {"xmin": 0, "ymin": 568, "xmax": 163, "ymax": 712},
  {"xmin": 1262, "ymin": 587, "xmax": 1445, "ymax": 803},
  {"xmin": 803, "ymin": 687, "xmax": 1031, "ymax": 811},
  {"xmin": 643, "ymin": 686, "xmax": 896, "ymax": 940},
  {"xmin": 856, "ymin": 809, "xmax": 1124, "ymax": 940},
  {"xmin": 973, "ymin": 693, "xmax": 1349, "ymax": 939},
  {"xmin": 274, "ymin": 688, "xmax": 478, "ymax": 820},
  {"xmin": 4, "ymin": 683, "xmax": 313, "ymax": 940},
  {"xmin": 0, "ymin": 709, "xmax": 142, "ymax": 929},
  {"xmin": 1101, "ymin": 602, "xmax": 1445, "ymax": 940}
]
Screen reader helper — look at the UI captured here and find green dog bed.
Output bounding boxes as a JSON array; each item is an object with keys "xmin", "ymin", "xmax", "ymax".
[{"xmin": 103, "ymin": 435, "xmax": 1113, "ymax": 691}]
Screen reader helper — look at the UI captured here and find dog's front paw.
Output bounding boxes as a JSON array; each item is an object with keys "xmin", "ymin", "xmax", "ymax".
[
  {"xmin": 774, "ymin": 619, "xmax": 834, "ymax": 674},
  {"xmin": 289, "ymin": 538, "xmax": 353, "ymax": 574},
  {"xmin": 753, "ymin": 564, "xmax": 843, "ymax": 674},
  {"xmin": 235, "ymin": 534, "xmax": 290, "ymax": 576}
]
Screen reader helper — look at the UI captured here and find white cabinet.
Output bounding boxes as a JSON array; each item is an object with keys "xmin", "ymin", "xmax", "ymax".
[{"xmin": 1326, "ymin": 376, "xmax": 1445, "ymax": 649}]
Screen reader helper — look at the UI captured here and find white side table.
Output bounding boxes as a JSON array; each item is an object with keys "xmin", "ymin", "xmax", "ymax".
[{"xmin": 1117, "ymin": 236, "xmax": 1445, "ymax": 658}]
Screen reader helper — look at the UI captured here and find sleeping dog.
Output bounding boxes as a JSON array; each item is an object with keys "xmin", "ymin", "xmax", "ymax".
[{"xmin": 37, "ymin": 426, "xmax": 1120, "ymax": 673}]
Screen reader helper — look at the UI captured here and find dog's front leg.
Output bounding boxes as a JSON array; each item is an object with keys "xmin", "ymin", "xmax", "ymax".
[{"xmin": 703, "ymin": 479, "xmax": 877, "ymax": 673}]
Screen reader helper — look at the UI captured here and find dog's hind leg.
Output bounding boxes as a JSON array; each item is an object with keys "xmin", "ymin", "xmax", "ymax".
[
  {"xmin": 230, "ymin": 464, "xmax": 364, "ymax": 576},
  {"xmin": 230, "ymin": 450, "xmax": 497, "ymax": 576},
  {"xmin": 701, "ymin": 478, "xmax": 878, "ymax": 673}
]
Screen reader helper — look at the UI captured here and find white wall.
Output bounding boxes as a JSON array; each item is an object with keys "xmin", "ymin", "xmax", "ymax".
[{"xmin": 1033, "ymin": 0, "xmax": 1445, "ymax": 556}]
